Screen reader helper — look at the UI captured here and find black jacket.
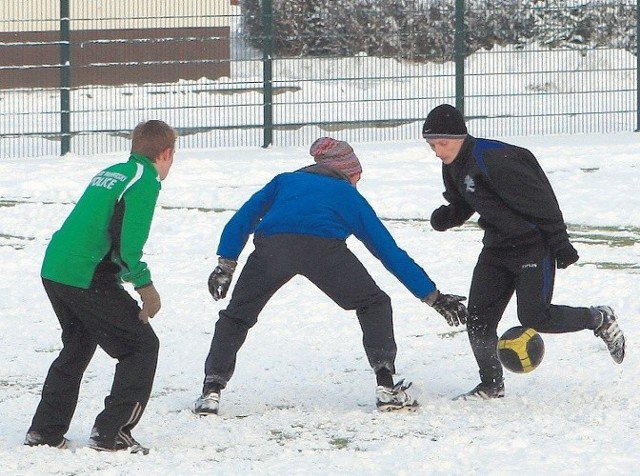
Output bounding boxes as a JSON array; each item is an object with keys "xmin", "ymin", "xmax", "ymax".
[{"xmin": 431, "ymin": 135, "xmax": 571, "ymax": 251}]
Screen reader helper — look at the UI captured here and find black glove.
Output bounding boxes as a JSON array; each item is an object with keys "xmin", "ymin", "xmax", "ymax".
[
  {"xmin": 424, "ymin": 290, "xmax": 468, "ymax": 326},
  {"xmin": 430, "ymin": 205, "xmax": 451, "ymax": 231},
  {"xmin": 208, "ymin": 258, "xmax": 237, "ymax": 301},
  {"xmin": 555, "ymin": 244, "xmax": 579, "ymax": 269}
]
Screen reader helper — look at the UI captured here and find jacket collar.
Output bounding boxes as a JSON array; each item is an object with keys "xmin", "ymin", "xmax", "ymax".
[
  {"xmin": 450, "ymin": 135, "xmax": 475, "ymax": 168},
  {"xmin": 130, "ymin": 152, "xmax": 159, "ymax": 179},
  {"xmin": 296, "ymin": 164, "xmax": 351, "ymax": 182}
]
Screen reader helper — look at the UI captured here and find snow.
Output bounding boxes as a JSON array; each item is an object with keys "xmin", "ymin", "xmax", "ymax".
[{"xmin": 1, "ymin": 130, "xmax": 639, "ymax": 474}]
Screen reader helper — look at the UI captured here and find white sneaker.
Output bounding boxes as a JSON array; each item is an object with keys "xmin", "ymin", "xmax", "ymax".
[
  {"xmin": 376, "ymin": 379, "xmax": 419, "ymax": 412},
  {"xmin": 593, "ymin": 306, "xmax": 625, "ymax": 364},
  {"xmin": 193, "ymin": 391, "xmax": 220, "ymax": 415},
  {"xmin": 453, "ymin": 381, "xmax": 505, "ymax": 401}
]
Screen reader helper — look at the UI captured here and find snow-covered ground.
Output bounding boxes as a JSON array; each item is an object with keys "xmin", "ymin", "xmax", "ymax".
[{"xmin": 1, "ymin": 132, "xmax": 639, "ymax": 474}]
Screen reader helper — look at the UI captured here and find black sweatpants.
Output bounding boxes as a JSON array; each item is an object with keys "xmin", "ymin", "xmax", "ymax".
[
  {"xmin": 467, "ymin": 242, "xmax": 597, "ymax": 385},
  {"xmin": 204, "ymin": 234, "xmax": 395, "ymax": 389},
  {"xmin": 29, "ymin": 279, "xmax": 159, "ymax": 444}
]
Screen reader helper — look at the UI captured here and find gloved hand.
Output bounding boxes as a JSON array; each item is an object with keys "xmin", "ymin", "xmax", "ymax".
[
  {"xmin": 208, "ymin": 257, "xmax": 237, "ymax": 301},
  {"xmin": 555, "ymin": 244, "xmax": 579, "ymax": 269},
  {"xmin": 424, "ymin": 290, "xmax": 468, "ymax": 326},
  {"xmin": 136, "ymin": 283, "xmax": 161, "ymax": 323},
  {"xmin": 430, "ymin": 205, "xmax": 451, "ymax": 231}
]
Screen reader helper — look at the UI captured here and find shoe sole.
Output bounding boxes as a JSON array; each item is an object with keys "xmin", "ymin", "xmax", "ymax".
[
  {"xmin": 609, "ymin": 343, "xmax": 625, "ymax": 364},
  {"xmin": 89, "ymin": 441, "xmax": 150, "ymax": 455},
  {"xmin": 192, "ymin": 407, "xmax": 219, "ymax": 416},
  {"xmin": 377, "ymin": 403, "xmax": 419, "ymax": 413},
  {"xmin": 599, "ymin": 330, "xmax": 625, "ymax": 364},
  {"xmin": 453, "ymin": 392, "xmax": 505, "ymax": 401},
  {"xmin": 24, "ymin": 439, "xmax": 69, "ymax": 449}
]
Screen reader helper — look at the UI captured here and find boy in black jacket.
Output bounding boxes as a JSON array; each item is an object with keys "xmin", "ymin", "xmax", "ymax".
[{"xmin": 422, "ymin": 104, "xmax": 625, "ymax": 400}]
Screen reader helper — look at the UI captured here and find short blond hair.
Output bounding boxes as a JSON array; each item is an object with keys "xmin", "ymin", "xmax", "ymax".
[{"xmin": 131, "ymin": 120, "xmax": 176, "ymax": 161}]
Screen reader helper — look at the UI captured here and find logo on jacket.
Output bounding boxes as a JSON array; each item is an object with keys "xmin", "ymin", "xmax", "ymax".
[{"xmin": 464, "ymin": 175, "xmax": 475, "ymax": 192}]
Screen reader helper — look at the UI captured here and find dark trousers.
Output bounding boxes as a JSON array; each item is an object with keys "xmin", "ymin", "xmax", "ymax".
[
  {"xmin": 29, "ymin": 279, "xmax": 159, "ymax": 443},
  {"xmin": 467, "ymin": 243, "xmax": 595, "ymax": 384},
  {"xmin": 204, "ymin": 234, "xmax": 395, "ymax": 389}
]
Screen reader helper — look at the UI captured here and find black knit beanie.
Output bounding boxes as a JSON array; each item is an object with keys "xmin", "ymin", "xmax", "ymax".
[{"xmin": 422, "ymin": 104, "xmax": 468, "ymax": 139}]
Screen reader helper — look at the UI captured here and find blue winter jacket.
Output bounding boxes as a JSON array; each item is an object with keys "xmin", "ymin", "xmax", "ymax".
[{"xmin": 217, "ymin": 165, "xmax": 436, "ymax": 299}]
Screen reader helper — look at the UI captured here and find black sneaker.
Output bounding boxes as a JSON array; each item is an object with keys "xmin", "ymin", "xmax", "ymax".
[
  {"xmin": 89, "ymin": 428, "xmax": 149, "ymax": 455},
  {"xmin": 376, "ymin": 379, "xmax": 419, "ymax": 412},
  {"xmin": 24, "ymin": 431, "xmax": 69, "ymax": 449},
  {"xmin": 454, "ymin": 381, "xmax": 505, "ymax": 401},
  {"xmin": 593, "ymin": 306, "xmax": 625, "ymax": 364}
]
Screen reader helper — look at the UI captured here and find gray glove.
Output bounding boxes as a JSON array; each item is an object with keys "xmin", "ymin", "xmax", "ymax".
[
  {"xmin": 136, "ymin": 283, "xmax": 161, "ymax": 323},
  {"xmin": 424, "ymin": 290, "xmax": 468, "ymax": 326},
  {"xmin": 208, "ymin": 257, "xmax": 237, "ymax": 301}
]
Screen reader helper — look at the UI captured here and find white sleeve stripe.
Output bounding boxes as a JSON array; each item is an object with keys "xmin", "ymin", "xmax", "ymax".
[{"xmin": 118, "ymin": 163, "xmax": 144, "ymax": 201}]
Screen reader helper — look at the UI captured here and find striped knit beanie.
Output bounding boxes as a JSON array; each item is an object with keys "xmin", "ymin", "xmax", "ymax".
[{"xmin": 309, "ymin": 137, "xmax": 362, "ymax": 176}]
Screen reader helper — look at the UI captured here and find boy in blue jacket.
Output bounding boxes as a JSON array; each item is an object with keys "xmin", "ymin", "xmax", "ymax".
[{"xmin": 195, "ymin": 136, "xmax": 468, "ymax": 414}]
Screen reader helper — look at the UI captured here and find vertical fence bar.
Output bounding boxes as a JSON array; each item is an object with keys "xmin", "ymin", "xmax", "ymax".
[
  {"xmin": 454, "ymin": 0, "xmax": 465, "ymax": 115},
  {"xmin": 262, "ymin": 0, "xmax": 273, "ymax": 148},
  {"xmin": 59, "ymin": 0, "xmax": 71, "ymax": 155},
  {"xmin": 637, "ymin": 0, "xmax": 640, "ymax": 131}
]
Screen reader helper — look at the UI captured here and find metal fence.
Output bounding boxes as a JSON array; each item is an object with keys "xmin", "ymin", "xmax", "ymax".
[{"xmin": 0, "ymin": 0, "xmax": 638, "ymax": 158}]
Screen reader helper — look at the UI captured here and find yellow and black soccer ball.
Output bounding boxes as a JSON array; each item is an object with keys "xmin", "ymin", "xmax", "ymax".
[{"xmin": 497, "ymin": 326, "xmax": 545, "ymax": 373}]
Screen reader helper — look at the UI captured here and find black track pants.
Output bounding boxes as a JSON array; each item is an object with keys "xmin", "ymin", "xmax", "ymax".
[
  {"xmin": 204, "ymin": 234, "xmax": 395, "ymax": 389},
  {"xmin": 467, "ymin": 243, "xmax": 595, "ymax": 384},
  {"xmin": 29, "ymin": 279, "xmax": 159, "ymax": 443}
]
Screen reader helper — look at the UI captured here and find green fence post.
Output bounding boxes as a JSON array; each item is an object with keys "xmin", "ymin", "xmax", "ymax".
[
  {"xmin": 636, "ymin": 0, "xmax": 639, "ymax": 131},
  {"xmin": 60, "ymin": 0, "xmax": 71, "ymax": 155},
  {"xmin": 262, "ymin": 0, "xmax": 273, "ymax": 148},
  {"xmin": 454, "ymin": 0, "xmax": 465, "ymax": 116}
]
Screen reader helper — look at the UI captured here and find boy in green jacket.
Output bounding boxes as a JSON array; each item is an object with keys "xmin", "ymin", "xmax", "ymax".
[{"xmin": 25, "ymin": 120, "xmax": 176, "ymax": 454}]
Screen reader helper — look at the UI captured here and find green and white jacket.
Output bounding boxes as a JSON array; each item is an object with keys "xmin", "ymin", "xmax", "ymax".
[{"xmin": 41, "ymin": 153, "xmax": 160, "ymax": 289}]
